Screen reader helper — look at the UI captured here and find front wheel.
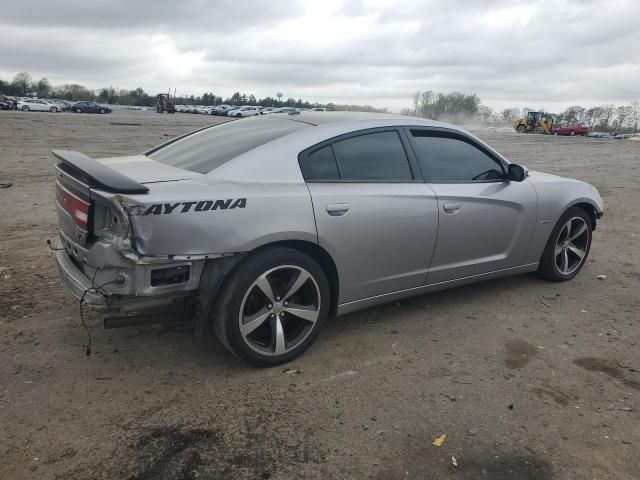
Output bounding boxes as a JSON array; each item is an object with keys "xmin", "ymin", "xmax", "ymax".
[
  {"xmin": 75, "ymin": 108, "xmax": 82, "ymax": 113},
  {"xmin": 99, "ymin": 108, "xmax": 106, "ymax": 114},
  {"xmin": 570, "ymin": 130, "xmax": 576, "ymax": 136},
  {"xmin": 22, "ymin": 105, "xmax": 29, "ymax": 111},
  {"xmin": 516, "ymin": 125, "xmax": 527, "ymax": 133},
  {"xmin": 212, "ymin": 247, "xmax": 330, "ymax": 367},
  {"xmin": 538, "ymin": 207, "xmax": 592, "ymax": 282}
]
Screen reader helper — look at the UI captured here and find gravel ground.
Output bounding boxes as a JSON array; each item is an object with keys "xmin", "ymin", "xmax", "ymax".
[{"xmin": 0, "ymin": 109, "xmax": 638, "ymax": 480}]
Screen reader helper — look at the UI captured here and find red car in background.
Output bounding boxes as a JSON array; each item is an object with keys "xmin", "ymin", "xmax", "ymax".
[{"xmin": 552, "ymin": 123, "xmax": 589, "ymax": 136}]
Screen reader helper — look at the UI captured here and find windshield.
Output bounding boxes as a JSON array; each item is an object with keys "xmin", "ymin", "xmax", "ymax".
[{"xmin": 147, "ymin": 117, "xmax": 310, "ymax": 174}]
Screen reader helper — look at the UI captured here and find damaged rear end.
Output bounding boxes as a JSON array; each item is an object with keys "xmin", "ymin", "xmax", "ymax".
[{"xmin": 53, "ymin": 149, "xmax": 208, "ymax": 326}]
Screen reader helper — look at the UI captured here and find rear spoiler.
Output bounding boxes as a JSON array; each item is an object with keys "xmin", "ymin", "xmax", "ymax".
[{"xmin": 52, "ymin": 150, "xmax": 149, "ymax": 194}]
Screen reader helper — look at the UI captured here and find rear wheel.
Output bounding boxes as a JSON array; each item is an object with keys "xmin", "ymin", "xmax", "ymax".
[
  {"xmin": 570, "ymin": 130, "xmax": 576, "ymax": 136},
  {"xmin": 212, "ymin": 247, "xmax": 330, "ymax": 367},
  {"xmin": 75, "ymin": 108, "xmax": 82, "ymax": 113},
  {"xmin": 553, "ymin": 131, "xmax": 558, "ymax": 135},
  {"xmin": 538, "ymin": 207, "xmax": 592, "ymax": 282},
  {"xmin": 516, "ymin": 125, "xmax": 527, "ymax": 133}
]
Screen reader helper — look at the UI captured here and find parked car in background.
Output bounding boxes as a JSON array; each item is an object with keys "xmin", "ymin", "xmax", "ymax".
[
  {"xmin": 212, "ymin": 105, "xmax": 232, "ymax": 116},
  {"xmin": 552, "ymin": 123, "xmax": 589, "ymax": 136},
  {"xmin": 227, "ymin": 106, "xmax": 260, "ymax": 117},
  {"xmin": 0, "ymin": 94, "xmax": 16, "ymax": 109},
  {"xmin": 17, "ymin": 99, "xmax": 62, "ymax": 112},
  {"xmin": 311, "ymin": 107, "xmax": 327, "ymax": 112},
  {"xmin": 259, "ymin": 107, "xmax": 276, "ymax": 114},
  {"xmin": 47, "ymin": 99, "xmax": 71, "ymax": 111},
  {"xmin": 71, "ymin": 101, "xmax": 112, "ymax": 114},
  {"xmin": 52, "ymin": 112, "xmax": 603, "ymax": 366},
  {"xmin": 586, "ymin": 132, "xmax": 611, "ymax": 138},
  {"xmin": 269, "ymin": 107, "xmax": 298, "ymax": 114}
]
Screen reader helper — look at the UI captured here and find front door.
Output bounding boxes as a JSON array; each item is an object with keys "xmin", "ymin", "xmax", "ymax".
[
  {"xmin": 405, "ymin": 128, "xmax": 538, "ymax": 284},
  {"xmin": 299, "ymin": 129, "xmax": 439, "ymax": 304}
]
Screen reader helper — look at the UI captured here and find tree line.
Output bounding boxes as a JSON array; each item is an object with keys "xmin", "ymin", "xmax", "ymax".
[
  {"xmin": 409, "ymin": 90, "xmax": 482, "ymax": 124},
  {"xmin": 499, "ymin": 104, "xmax": 640, "ymax": 133},
  {"xmin": 407, "ymin": 90, "xmax": 639, "ymax": 133},
  {"xmin": 0, "ymin": 71, "xmax": 386, "ymax": 112}
]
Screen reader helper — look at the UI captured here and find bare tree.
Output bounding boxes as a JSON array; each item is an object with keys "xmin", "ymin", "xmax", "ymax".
[
  {"xmin": 631, "ymin": 100, "xmax": 640, "ymax": 133},
  {"xmin": 614, "ymin": 106, "xmax": 633, "ymax": 131},
  {"xmin": 600, "ymin": 104, "xmax": 616, "ymax": 130},
  {"xmin": 501, "ymin": 108, "xmax": 520, "ymax": 124},
  {"xmin": 12, "ymin": 72, "xmax": 32, "ymax": 96}
]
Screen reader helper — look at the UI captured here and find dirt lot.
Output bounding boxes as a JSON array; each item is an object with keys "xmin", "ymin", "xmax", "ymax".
[{"xmin": 1, "ymin": 109, "xmax": 639, "ymax": 480}]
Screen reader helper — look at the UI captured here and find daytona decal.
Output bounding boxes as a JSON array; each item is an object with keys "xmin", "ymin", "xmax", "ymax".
[{"xmin": 125, "ymin": 198, "xmax": 246, "ymax": 216}]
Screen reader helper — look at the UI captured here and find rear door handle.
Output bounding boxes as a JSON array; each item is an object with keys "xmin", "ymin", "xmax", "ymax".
[
  {"xmin": 326, "ymin": 203, "xmax": 350, "ymax": 216},
  {"xmin": 442, "ymin": 202, "xmax": 461, "ymax": 214}
]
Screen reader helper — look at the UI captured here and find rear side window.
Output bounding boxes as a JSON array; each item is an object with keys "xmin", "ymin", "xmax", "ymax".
[
  {"xmin": 333, "ymin": 131, "xmax": 412, "ymax": 181},
  {"xmin": 300, "ymin": 145, "xmax": 340, "ymax": 181},
  {"xmin": 410, "ymin": 131, "xmax": 505, "ymax": 182},
  {"xmin": 148, "ymin": 118, "xmax": 310, "ymax": 174},
  {"xmin": 300, "ymin": 131, "xmax": 413, "ymax": 182}
]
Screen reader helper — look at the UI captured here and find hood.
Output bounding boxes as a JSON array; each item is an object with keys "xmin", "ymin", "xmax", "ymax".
[
  {"xmin": 97, "ymin": 155, "xmax": 202, "ymax": 184},
  {"xmin": 526, "ymin": 170, "xmax": 579, "ymax": 183}
]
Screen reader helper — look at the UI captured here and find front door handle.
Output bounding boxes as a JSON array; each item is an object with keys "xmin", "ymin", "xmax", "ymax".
[
  {"xmin": 326, "ymin": 203, "xmax": 350, "ymax": 216},
  {"xmin": 442, "ymin": 202, "xmax": 461, "ymax": 214}
]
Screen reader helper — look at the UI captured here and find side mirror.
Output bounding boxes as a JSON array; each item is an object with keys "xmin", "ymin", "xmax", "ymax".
[{"xmin": 508, "ymin": 164, "xmax": 528, "ymax": 182}]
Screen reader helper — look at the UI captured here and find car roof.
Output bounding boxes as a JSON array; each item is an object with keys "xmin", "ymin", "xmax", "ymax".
[{"xmin": 264, "ymin": 111, "xmax": 458, "ymax": 129}]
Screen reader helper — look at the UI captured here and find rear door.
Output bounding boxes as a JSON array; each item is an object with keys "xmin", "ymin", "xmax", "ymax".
[
  {"xmin": 406, "ymin": 128, "xmax": 538, "ymax": 284},
  {"xmin": 301, "ymin": 128, "xmax": 439, "ymax": 304}
]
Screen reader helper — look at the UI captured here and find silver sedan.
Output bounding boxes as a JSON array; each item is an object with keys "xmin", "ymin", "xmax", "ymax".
[{"xmin": 53, "ymin": 112, "xmax": 603, "ymax": 366}]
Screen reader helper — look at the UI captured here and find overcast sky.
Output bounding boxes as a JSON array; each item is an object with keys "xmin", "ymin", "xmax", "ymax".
[{"xmin": 1, "ymin": 0, "xmax": 639, "ymax": 111}]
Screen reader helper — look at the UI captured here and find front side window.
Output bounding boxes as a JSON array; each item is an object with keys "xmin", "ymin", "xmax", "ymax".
[{"xmin": 410, "ymin": 131, "xmax": 505, "ymax": 182}]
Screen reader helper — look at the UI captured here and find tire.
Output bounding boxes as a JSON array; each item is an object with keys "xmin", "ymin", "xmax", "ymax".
[
  {"xmin": 537, "ymin": 206, "xmax": 593, "ymax": 282},
  {"xmin": 553, "ymin": 131, "xmax": 558, "ymax": 135},
  {"xmin": 516, "ymin": 125, "xmax": 527, "ymax": 133},
  {"xmin": 570, "ymin": 130, "xmax": 576, "ymax": 136},
  {"xmin": 99, "ymin": 108, "xmax": 106, "ymax": 114},
  {"xmin": 75, "ymin": 108, "xmax": 82, "ymax": 113},
  {"xmin": 22, "ymin": 105, "xmax": 29, "ymax": 111},
  {"xmin": 50, "ymin": 106, "xmax": 56, "ymax": 113},
  {"xmin": 212, "ymin": 246, "xmax": 331, "ymax": 367}
]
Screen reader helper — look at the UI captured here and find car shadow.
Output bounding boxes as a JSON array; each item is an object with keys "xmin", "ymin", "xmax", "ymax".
[{"xmin": 81, "ymin": 272, "xmax": 545, "ymax": 371}]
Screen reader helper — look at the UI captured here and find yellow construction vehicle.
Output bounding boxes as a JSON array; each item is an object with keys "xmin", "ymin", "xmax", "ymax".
[{"xmin": 513, "ymin": 111, "xmax": 554, "ymax": 134}]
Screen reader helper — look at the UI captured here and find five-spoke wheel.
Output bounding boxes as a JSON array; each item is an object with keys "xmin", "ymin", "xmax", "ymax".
[
  {"xmin": 554, "ymin": 217, "xmax": 588, "ymax": 275},
  {"xmin": 239, "ymin": 265, "xmax": 321, "ymax": 356},
  {"xmin": 538, "ymin": 206, "xmax": 592, "ymax": 281},
  {"xmin": 212, "ymin": 246, "xmax": 330, "ymax": 366}
]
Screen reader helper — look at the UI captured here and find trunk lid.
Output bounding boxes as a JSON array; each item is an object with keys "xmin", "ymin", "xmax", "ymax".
[
  {"xmin": 53, "ymin": 150, "xmax": 199, "ymax": 247},
  {"xmin": 98, "ymin": 154, "xmax": 201, "ymax": 184}
]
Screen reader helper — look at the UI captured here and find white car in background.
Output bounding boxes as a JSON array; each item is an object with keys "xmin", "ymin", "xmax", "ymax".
[
  {"xmin": 227, "ymin": 106, "xmax": 261, "ymax": 117},
  {"xmin": 18, "ymin": 99, "xmax": 62, "ymax": 112}
]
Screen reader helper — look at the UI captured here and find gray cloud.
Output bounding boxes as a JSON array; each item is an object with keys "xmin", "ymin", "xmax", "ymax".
[{"xmin": 0, "ymin": 0, "xmax": 638, "ymax": 111}]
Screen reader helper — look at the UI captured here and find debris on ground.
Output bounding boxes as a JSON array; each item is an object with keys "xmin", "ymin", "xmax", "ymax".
[
  {"xmin": 451, "ymin": 456, "xmax": 458, "ymax": 467},
  {"xmin": 283, "ymin": 368, "xmax": 302, "ymax": 375},
  {"xmin": 467, "ymin": 427, "xmax": 480, "ymax": 436},
  {"xmin": 0, "ymin": 182, "xmax": 11, "ymax": 188},
  {"xmin": 597, "ymin": 275, "xmax": 608, "ymax": 280},
  {"xmin": 432, "ymin": 434, "xmax": 447, "ymax": 447}
]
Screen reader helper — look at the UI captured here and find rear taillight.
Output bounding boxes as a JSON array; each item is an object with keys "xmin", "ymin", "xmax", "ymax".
[{"xmin": 56, "ymin": 181, "xmax": 90, "ymax": 230}]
